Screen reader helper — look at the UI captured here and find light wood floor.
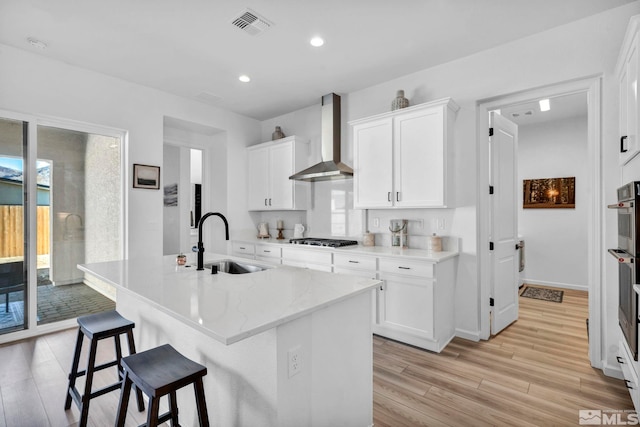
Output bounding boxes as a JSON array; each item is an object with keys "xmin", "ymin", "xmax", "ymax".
[
  {"xmin": 0, "ymin": 286, "xmax": 632, "ymax": 426},
  {"xmin": 373, "ymin": 286, "xmax": 634, "ymax": 426}
]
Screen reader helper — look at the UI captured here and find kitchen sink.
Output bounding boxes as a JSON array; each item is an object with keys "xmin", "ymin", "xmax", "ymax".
[{"xmin": 203, "ymin": 260, "xmax": 270, "ymax": 274}]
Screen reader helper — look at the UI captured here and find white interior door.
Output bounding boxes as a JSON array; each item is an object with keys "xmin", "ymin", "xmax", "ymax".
[{"xmin": 490, "ymin": 112, "xmax": 519, "ymax": 335}]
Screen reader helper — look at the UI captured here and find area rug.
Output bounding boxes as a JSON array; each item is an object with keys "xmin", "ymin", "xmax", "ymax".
[{"xmin": 520, "ymin": 286, "xmax": 564, "ymax": 303}]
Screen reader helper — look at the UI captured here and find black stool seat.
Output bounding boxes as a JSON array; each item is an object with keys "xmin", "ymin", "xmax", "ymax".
[
  {"xmin": 116, "ymin": 344, "xmax": 210, "ymax": 427},
  {"xmin": 64, "ymin": 310, "xmax": 144, "ymax": 427},
  {"xmin": 77, "ymin": 310, "xmax": 135, "ymax": 339}
]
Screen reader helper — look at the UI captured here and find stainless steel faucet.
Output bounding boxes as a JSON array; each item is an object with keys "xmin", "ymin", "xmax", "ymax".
[{"xmin": 197, "ymin": 212, "xmax": 229, "ymax": 270}]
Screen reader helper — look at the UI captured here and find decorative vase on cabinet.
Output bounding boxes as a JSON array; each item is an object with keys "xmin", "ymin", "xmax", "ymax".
[{"xmin": 391, "ymin": 90, "xmax": 409, "ymax": 111}]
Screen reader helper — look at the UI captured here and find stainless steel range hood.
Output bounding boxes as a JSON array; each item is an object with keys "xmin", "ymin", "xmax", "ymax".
[{"xmin": 289, "ymin": 93, "xmax": 353, "ymax": 182}]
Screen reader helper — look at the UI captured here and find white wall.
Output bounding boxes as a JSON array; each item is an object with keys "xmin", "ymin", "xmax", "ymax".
[
  {"xmin": 260, "ymin": 3, "xmax": 639, "ymax": 361},
  {"xmin": 0, "ymin": 43, "xmax": 261, "ymax": 261},
  {"xmin": 518, "ymin": 115, "xmax": 589, "ymax": 290}
]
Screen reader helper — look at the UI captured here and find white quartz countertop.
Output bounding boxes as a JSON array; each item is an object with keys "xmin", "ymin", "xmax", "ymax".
[
  {"xmin": 238, "ymin": 238, "xmax": 459, "ymax": 262},
  {"xmin": 79, "ymin": 253, "xmax": 380, "ymax": 345}
]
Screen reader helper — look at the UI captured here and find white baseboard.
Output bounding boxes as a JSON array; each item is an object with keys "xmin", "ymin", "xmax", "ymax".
[
  {"xmin": 455, "ymin": 328, "xmax": 481, "ymax": 342},
  {"xmin": 602, "ymin": 361, "xmax": 624, "ymax": 380},
  {"xmin": 521, "ymin": 279, "xmax": 588, "ymax": 292}
]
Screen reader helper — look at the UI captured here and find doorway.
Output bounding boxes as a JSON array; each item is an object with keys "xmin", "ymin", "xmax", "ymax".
[{"xmin": 477, "ymin": 77, "xmax": 602, "ymax": 367}]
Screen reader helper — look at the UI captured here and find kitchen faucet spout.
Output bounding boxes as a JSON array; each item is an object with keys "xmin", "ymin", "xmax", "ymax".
[{"xmin": 197, "ymin": 212, "xmax": 229, "ymax": 270}]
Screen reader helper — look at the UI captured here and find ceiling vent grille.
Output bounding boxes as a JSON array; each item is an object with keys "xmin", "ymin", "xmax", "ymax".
[{"xmin": 231, "ymin": 8, "xmax": 273, "ymax": 36}]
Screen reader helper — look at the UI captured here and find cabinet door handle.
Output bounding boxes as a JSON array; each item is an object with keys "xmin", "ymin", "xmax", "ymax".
[
  {"xmin": 398, "ymin": 266, "xmax": 411, "ymax": 270},
  {"xmin": 626, "ymin": 380, "xmax": 634, "ymax": 389},
  {"xmin": 396, "ymin": 192, "xmax": 400, "ymax": 202},
  {"xmin": 348, "ymin": 260, "xmax": 359, "ymax": 263},
  {"xmin": 269, "ymin": 198, "xmax": 272, "ymax": 206},
  {"xmin": 239, "ymin": 247, "xmax": 246, "ymax": 250},
  {"xmin": 621, "ymin": 135, "xmax": 628, "ymax": 153},
  {"xmin": 388, "ymin": 192, "xmax": 391, "ymax": 202},
  {"xmin": 617, "ymin": 356, "xmax": 625, "ymax": 364},
  {"xmin": 264, "ymin": 250, "xmax": 271, "ymax": 253},
  {"xmin": 264, "ymin": 198, "xmax": 268, "ymax": 206}
]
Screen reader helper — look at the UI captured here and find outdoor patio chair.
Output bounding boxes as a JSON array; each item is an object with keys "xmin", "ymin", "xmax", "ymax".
[{"xmin": 0, "ymin": 261, "xmax": 24, "ymax": 312}]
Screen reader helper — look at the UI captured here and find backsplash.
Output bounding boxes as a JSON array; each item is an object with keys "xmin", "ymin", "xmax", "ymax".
[{"xmin": 251, "ymin": 179, "xmax": 455, "ymax": 250}]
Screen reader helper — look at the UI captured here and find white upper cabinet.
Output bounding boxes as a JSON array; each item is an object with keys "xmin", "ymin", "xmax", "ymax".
[
  {"xmin": 351, "ymin": 98, "xmax": 459, "ymax": 209},
  {"xmin": 247, "ymin": 136, "xmax": 309, "ymax": 211},
  {"xmin": 617, "ymin": 15, "xmax": 640, "ymax": 165}
]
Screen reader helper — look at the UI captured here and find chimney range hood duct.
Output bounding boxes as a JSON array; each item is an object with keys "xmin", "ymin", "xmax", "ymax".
[{"xmin": 289, "ymin": 93, "xmax": 353, "ymax": 182}]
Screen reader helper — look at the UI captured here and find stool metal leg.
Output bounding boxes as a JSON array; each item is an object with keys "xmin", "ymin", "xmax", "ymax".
[
  {"xmin": 115, "ymin": 371, "xmax": 132, "ymax": 427},
  {"xmin": 64, "ymin": 329, "xmax": 84, "ymax": 410},
  {"xmin": 194, "ymin": 378, "xmax": 210, "ymax": 427},
  {"xmin": 126, "ymin": 329, "xmax": 145, "ymax": 412}
]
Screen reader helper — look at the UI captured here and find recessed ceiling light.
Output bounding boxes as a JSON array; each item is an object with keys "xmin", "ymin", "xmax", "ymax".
[
  {"xmin": 239, "ymin": 75, "xmax": 251, "ymax": 83},
  {"xmin": 310, "ymin": 37, "xmax": 324, "ymax": 47},
  {"xmin": 539, "ymin": 99, "xmax": 550, "ymax": 112},
  {"xmin": 27, "ymin": 37, "xmax": 47, "ymax": 49}
]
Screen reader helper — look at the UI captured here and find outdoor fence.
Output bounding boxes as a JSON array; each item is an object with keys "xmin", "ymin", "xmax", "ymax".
[{"xmin": 0, "ymin": 206, "xmax": 50, "ymax": 257}]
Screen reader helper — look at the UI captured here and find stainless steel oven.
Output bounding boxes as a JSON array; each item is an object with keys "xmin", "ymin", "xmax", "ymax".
[{"xmin": 609, "ymin": 181, "xmax": 640, "ymax": 360}]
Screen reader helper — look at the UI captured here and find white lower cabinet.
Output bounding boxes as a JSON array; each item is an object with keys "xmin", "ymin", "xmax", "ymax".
[
  {"xmin": 374, "ymin": 256, "xmax": 455, "ymax": 353},
  {"xmin": 334, "ymin": 253, "xmax": 379, "ymax": 325},
  {"xmin": 281, "ymin": 247, "xmax": 332, "ymax": 272},
  {"xmin": 231, "ymin": 242, "xmax": 255, "ymax": 259},
  {"xmin": 255, "ymin": 244, "xmax": 281, "ymax": 264},
  {"xmin": 618, "ymin": 338, "xmax": 640, "ymax": 411},
  {"xmin": 231, "ymin": 240, "xmax": 456, "ymax": 353}
]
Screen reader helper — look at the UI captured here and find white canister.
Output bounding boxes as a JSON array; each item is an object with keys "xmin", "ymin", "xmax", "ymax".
[
  {"xmin": 428, "ymin": 233, "xmax": 442, "ymax": 253},
  {"xmin": 363, "ymin": 232, "xmax": 375, "ymax": 247},
  {"xmin": 293, "ymin": 224, "xmax": 305, "ymax": 238}
]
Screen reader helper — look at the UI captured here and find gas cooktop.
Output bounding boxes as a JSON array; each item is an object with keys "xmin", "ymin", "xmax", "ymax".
[{"xmin": 289, "ymin": 238, "xmax": 359, "ymax": 248}]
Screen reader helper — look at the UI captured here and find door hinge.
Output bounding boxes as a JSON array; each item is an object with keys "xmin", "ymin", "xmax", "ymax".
[
  {"xmin": 489, "ymin": 127, "xmax": 494, "ymax": 137},
  {"xmin": 489, "ymin": 242, "xmax": 494, "ymax": 251},
  {"xmin": 490, "ymin": 298, "xmax": 495, "ymax": 307},
  {"xmin": 489, "ymin": 186, "xmax": 494, "ymax": 195}
]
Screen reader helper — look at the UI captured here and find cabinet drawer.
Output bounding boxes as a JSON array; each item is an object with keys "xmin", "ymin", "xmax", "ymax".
[
  {"xmin": 618, "ymin": 339, "xmax": 640, "ymax": 410},
  {"xmin": 334, "ymin": 253, "xmax": 376, "ymax": 271},
  {"xmin": 282, "ymin": 247, "xmax": 332, "ymax": 265},
  {"xmin": 256, "ymin": 245, "xmax": 281, "ymax": 259},
  {"xmin": 232, "ymin": 242, "xmax": 255, "ymax": 257},
  {"xmin": 334, "ymin": 267, "xmax": 377, "ymax": 280},
  {"xmin": 379, "ymin": 258, "xmax": 433, "ymax": 278}
]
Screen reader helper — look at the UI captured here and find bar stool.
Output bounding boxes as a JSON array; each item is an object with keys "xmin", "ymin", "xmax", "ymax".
[
  {"xmin": 64, "ymin": 310, "xmax": 145, "ymax": 427},
  {"xmin": 115, "ymin": 343, "xmax": 209, "ymax": 427}
]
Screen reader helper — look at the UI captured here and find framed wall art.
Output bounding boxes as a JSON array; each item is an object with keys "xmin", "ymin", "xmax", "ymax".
[
  {"xmin": 523, "ymin": 176, "xmax": 575, "ymax": 209},
  {"xmin": 133, "ymin": 163, "xmax": 160, "ymax": 189}
]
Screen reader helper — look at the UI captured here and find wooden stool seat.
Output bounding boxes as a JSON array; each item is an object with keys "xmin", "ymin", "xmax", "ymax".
[
  {"xmin": 116, "ymin": 344, "xmax": 210, "ymax": 427},
  {"xmin": 64, "ymin": 310, "xmax": 144, "ymax": 427}
]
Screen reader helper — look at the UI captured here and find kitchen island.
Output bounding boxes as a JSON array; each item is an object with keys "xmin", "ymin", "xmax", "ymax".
[{"xmin": 79, "ymin": 253, "xmax": 380, "ymax": 427}]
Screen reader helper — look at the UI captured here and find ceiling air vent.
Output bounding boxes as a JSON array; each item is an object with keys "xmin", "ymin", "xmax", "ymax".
[{"xmin": 231, "ymin": 8, "xmax": 273, "ymax": 36}]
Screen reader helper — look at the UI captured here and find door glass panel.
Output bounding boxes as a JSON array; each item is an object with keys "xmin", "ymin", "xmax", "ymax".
[
  {"xmin": 36, "ymin": 125, "xmax": 119, "ymax": 325},
  {"xmin": 0, "ymin": 118, "xmax": 27, "ymax": 334}
]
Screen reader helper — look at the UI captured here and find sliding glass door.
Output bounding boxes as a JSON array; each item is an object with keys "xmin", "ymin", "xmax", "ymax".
[
  {"xmin": 0, "ymin": 112, "xmax": 123, "ymax": 336},
  {"xmin": 0, "ymin": 117, "xmax": 28, "ymax": 334}
]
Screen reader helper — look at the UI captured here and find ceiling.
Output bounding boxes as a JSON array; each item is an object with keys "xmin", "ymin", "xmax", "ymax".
[
  {"xmin": 0, "ymin": 0, "xmax": 634, "ymax": 121},
  {"xmin": 499, "ymin": 91, "xmax": 588, "ymax": 126}
]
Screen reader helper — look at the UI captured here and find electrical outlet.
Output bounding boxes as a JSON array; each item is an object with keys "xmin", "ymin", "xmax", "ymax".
[
  {"xmin": 437, "ymin": 218, "xmax": 445, "ymax": 230},
  {"xmin": 373, "ymin": 218, "xmax": 380, "ymax": 228},
  {"xmin": 416, "ymin": 219, "xmax": 424, "ymax": 229},
  {"xmin": 288, "ymin": 346, "xmax": 301, "ymax": 378}
]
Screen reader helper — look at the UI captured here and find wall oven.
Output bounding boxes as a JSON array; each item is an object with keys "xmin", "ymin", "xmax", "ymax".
[{"xmin": 609, "ymin": 181, "xmax": 640, "ymax": 360}]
